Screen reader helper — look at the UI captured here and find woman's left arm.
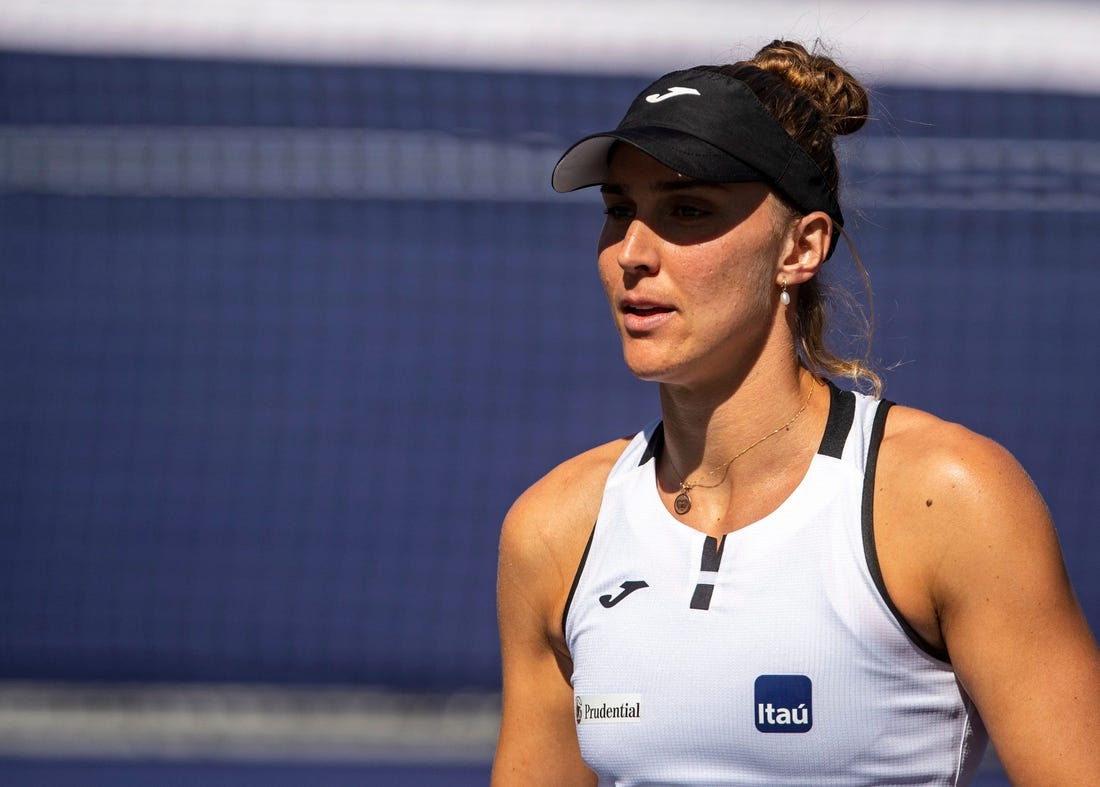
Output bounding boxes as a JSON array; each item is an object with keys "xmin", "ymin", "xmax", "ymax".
[{"xmin": 884, "ymin": 412, "xmax": 1100, "ymax": 785}]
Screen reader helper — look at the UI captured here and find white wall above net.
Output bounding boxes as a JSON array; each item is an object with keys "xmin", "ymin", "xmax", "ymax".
[{"xmin": 1, "ymin": 0, "xmax": 1099, "ymax": 93}]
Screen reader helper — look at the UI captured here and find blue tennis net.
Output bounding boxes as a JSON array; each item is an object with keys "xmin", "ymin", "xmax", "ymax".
[{"xmin": 1, "ymin": 51, "xmax": 1098, "ymax": 698}]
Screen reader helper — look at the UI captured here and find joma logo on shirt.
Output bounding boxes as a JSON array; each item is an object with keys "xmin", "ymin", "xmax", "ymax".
[{"xmin": 754, "ymin": 674, "xmax": 813, "ymax": 733}]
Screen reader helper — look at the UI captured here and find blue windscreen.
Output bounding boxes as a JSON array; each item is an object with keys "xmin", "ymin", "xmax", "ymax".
[{"xmin": 2, "ymin": 51, "xmax": 1098, "ymax": 690}]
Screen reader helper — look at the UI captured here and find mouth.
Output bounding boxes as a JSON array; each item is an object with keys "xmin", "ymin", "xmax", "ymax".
[
  {"xmin": 620, "ymin": 301, "xmax": 674, "ymax": 332},
  {"xmin": 625, "ymin": 304, "xmax": 664, "ymax": 315},
  {"xmin": 621, "ymin": 298, "xmax": 673, "ymax": 315}
]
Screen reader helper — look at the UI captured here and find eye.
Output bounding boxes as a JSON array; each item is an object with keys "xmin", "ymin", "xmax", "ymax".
[
  {"xmin": 671, "ymin": 204, "xmax": 708, "ymax": 219},
  {"xmin": 603, "ymin": 204, "xmax": 634, "ymax": 221}
]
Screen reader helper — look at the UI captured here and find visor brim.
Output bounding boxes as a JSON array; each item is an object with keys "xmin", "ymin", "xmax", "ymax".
[{"xmin": 551, "ymin": 126, "xmax": 766, "ymax": 192}]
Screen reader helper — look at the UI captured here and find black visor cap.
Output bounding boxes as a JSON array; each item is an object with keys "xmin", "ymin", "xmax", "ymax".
[{"xmin": 551, "ymin": 67, "xmax": 844, "ymax": 256}]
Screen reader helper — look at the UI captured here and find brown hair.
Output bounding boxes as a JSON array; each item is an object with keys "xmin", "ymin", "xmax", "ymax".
[{"xmin": 708, "ymin": 40, "xmax": 882, "ymax": 396}]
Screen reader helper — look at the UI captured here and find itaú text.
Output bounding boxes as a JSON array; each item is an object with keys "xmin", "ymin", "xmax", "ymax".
[{"xmin": 757, "ymin": 702, "xmax": 809, "ymax": 726}]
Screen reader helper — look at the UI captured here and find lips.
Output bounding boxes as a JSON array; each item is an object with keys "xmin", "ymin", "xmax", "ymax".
[{"xmin": 620, "ymin": 298, "xmax": 674, "ymax": 333}]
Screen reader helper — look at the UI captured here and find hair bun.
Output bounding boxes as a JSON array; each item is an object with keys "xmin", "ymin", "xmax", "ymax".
[{"xmin": 750, "ymin": 40, "xmax": 868, "ymax": 137}]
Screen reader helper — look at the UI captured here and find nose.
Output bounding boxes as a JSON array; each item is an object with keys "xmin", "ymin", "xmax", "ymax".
[{"xmin": 617, "ymin": 219, "xmax": 660, "ymax": 275}]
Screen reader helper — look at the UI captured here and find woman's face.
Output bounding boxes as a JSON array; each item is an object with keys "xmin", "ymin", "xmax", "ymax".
[{"xmin": 597, "ymin": 146, "xmax": 792, "ymax": 388}]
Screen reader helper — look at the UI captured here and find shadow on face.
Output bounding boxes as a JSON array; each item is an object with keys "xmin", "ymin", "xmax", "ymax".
[{"xmin": 596, "ymin": 145, "xmax": 777, "ymax": 255}]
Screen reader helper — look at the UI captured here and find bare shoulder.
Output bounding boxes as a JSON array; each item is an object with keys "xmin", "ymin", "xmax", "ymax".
[
  {"xmin": 877, "ymin": 404, "xmax": 1046, "ymax": 526},
  {"xmin": 507, "ymin": 438, "xmax": 629, "ymax": 532},
  {"xmin": 498, "ymin": 437, "xmax": 632, "ymax": 626},
  {"xmin": 881, "ymin": 403, "xmax": 1015, "ymax": 467},
  {"xmin": 503, "ymin": 438, "xmax": 630, "ymax": 549},
  {"xmin": 875, "ymin": 403, "xmax": 1053, "ymax": 569},
  {"xmin": 873, "ymin": 403, "xmax": 1061, "ymax": 643}
]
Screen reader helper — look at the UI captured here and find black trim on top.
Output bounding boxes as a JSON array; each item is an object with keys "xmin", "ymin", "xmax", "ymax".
[
  {"xmin": 639, "ymin": 422, "xmax": 664, "ymax": 466},
  {"xmin": 690, "ymin": 536, "xmax": 726, "ymax": 610},
  {"xmin": 690, "ymin": 583, "xmax": 714, "ymax": 610},
  {"xmin": 700, "ymin": 535, "xmax": 725, "ymax": 572},
  {"xmin": 561, "ymin": 523, "xmax": 596, "ymax": 637},
  {"xmin": 817, "ymin": 382, "xmax": 856, "ymax": 459},
  {"xmin": 860, "ymin": 400, "xmax": 952, "ymax": 663}
]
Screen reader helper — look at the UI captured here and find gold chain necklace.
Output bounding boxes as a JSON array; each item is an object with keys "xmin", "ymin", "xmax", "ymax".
[{"xmin": 666, "ymin": 382, "xmax": 816, "ymax": 516}]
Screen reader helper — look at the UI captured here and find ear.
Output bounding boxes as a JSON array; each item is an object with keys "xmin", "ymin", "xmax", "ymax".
[{"xmin": 776, "ymin": 211, "xmax": 831, "ymax": 287}]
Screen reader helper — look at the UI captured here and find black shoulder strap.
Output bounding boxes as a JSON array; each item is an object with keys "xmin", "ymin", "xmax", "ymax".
[
  {"xmin": 639, "ymin": 422, "xmax": 664, "ymax": 466},
  {"xmin": 860, "ymin": 399, "xmax": 951, "ymax": 663},
  {"xmin": 561, "ymin": 524, "xmax": 596, "ymax": 637},
  {"xmin": 817, "ymin": 381, "xmax": 857, "ymax": 458}
]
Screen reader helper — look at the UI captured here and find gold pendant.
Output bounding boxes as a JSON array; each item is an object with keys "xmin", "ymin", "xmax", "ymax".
[{"xmin": 674, "ymin": 491, "xmax": 692, "ymax": 515}]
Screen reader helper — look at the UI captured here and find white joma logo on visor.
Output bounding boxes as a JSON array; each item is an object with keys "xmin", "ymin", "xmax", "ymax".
[{"xmin": 645, "ymin": 86, "xmax": 701, "ymax": 103}]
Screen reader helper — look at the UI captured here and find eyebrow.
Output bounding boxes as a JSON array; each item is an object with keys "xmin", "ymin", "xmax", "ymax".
[{"xmin": 599, "ymin": 179, "xmax": 729, "ymax": 196}]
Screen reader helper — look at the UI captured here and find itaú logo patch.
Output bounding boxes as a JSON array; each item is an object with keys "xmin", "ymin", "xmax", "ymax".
[
  {"xmin": 575, "ymin": 694, "xmax": 642, "ymax": 725},
  {"xmin": 754, "ymin": 675, "xmax": 813, "ymax": 733}
]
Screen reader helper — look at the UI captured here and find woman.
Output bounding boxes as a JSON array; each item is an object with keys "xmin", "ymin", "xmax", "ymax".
[{"xmin": 493, "ymin": 41, "xmax": 1100, "ymax": 785}]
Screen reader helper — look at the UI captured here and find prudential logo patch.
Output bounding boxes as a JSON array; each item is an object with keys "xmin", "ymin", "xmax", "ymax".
[
  {"xmin": 754, "ymin": 675, "xmax": 813, "ymax": 733},
  {"xmin": 575, "ymin": 694, "xmax": 642, "ymax": 725}
]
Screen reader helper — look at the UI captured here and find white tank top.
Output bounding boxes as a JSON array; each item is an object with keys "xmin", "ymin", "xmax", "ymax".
[{"xmin": 564, "ymin": 385, "xmax": 987, "ymax": 786}]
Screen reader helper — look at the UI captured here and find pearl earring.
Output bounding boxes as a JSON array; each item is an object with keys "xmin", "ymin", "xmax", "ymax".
[{"xmin": 780, "ymin": 279, "xmax": 790, "ymax": 306}]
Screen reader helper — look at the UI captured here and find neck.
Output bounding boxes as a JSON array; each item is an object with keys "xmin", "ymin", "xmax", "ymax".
[
  {"xmin": 655, "ymin": 362, "xmax": 827, "ymax": 532},
  {"xmin": 658, "ymin": 355, "xmax": 812, "ymax": 474}
]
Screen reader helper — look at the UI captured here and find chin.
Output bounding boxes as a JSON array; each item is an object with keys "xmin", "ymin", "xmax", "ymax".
[{"xmin": 621, "ymin": 353, "xmax": 681, "ymax": 384}]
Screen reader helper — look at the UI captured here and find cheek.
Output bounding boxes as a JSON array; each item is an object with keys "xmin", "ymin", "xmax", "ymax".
[
  {"xmin": 685, "ymin": 241, "xmax": 778, "ymax": 322},
  {"xmin": 596, "ymin": 234, "xmax": 626, "ymax": 293},
  {"xmin": 694, "ymin": 240, "xmax": 770, "ymax": 293},
  {"xmin": 596, "ymin": 248, "xmax": 616, "ymax": 294},
  {"xmin": 596, "ymin": 217, "xmax": 624, "ymax": 261}
]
